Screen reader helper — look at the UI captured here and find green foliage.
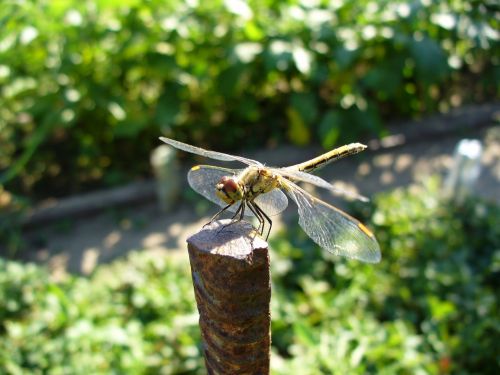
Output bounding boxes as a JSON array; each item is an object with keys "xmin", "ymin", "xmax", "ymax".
[
  {"xmin": 270, "ymin": 178, "xmax": 500, "ymax": 374},
  {"xmin": 1, "ymin": 180, "xmax": 499, "ymax": 373},
  {"xmin": 0, "ymin": 0, "xmax": 498, "ymax": 200},
  {"xmin": 0, "ymin": 254, "xmax": 203, "ymax": 374}
]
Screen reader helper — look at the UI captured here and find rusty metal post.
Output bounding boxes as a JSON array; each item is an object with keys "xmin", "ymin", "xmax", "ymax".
[{"xmin": 187, "ymin": 219, "xmax": 271, "ymax": 375}]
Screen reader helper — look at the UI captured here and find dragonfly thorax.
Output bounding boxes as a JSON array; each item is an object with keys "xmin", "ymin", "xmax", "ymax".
[{"xmin": 215, "ymin": 167, "xmax": 280, "ymax": 205}]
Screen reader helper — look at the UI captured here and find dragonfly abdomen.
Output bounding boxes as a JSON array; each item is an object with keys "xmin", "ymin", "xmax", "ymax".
[{"xmin": 290, "ymin": 143, "xmax": 367, "ymax": 173}]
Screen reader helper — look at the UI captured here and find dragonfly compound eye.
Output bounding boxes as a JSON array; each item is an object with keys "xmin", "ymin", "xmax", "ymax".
[{"xmin": 216, "ymin": 176, "xmax": 244, "ymax": 203}]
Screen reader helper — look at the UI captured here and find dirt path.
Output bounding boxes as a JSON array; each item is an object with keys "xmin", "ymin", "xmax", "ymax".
[{"xmin": 22, "ymin": 125, "xmax": 499, "ymax": 278}]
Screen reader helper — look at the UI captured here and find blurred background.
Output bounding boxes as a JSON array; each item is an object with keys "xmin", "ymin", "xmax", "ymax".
[{"xmin": 0, "ymin": 0, "xmax": 499, "ymax": 374}]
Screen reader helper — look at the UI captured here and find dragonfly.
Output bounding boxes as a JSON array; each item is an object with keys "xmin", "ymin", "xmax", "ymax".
[{"xmin": 159, "ymin": 137, "xmax": 381, "ymax": 263}]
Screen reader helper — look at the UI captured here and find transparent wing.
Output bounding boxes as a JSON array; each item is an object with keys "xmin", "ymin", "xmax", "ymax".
[
  {"xmin": 160, "ymin": 137, "xmax": 262, "ymax": 166},
  {"xmin": 188, "ymin": 165, "xmax": 243, "ymax": 214},
  {"xmin": 282, "ymin": 179, "xmax": 381, "ymax": 263},
  {"xmin": 188, "ymin": 165, "xmax": 287, "ymax": 216},
  {"xmin": 253, "ymin": 188, "xmax": 288, "ymax": 216},
  {"xmin": 272, "ymin": 167, "xmax": 368, "ymax": 202}
]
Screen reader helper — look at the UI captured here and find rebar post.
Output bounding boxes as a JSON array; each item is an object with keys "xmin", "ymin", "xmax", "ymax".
[{"xmin": 187, "ymin": 219, "xmax": 271, "ymax": 375}]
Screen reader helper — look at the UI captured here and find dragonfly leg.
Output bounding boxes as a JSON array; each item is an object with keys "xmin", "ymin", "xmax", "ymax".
[
  {"xmin": 205, "ymin": 203, "xmax": 233, "ymax": 227},
  {"xmin": 246, "ymin": 202, "xmax": 264, "ymax": 242},
  {"xmin": 216, "ymin": 201, "xmax": 245, "ymax": 235},
  {"xmin": 248, "ymin": 201, "xmax": 264, "ymax": 235},
  {"xmin": 229, "ymin": 200, "xmax": 245, "ymax": 222},
  {"xmin": 237, "ymin": 200, "xmax": 246, "ymax": 222},
  {"xmin": 251, "ymin": 201, "xmax": 272, "ymax": 240},
  {"xmin": 248, "ymin": 201, "xmax": 269, "ymax": 238}
]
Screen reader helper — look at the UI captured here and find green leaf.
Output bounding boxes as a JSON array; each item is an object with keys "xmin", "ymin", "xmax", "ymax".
[
  {"xmin": 334, "ymin": 46, "xmax": 359, "ymax": 69},
  {"xmin": 218, "ymin": 64, "xmax": 245, "ymax": 97},
  {"xmin": 409, "ymin": 36, "xmax": 448, "ymax": 83},
  {"xmin": 155, "ymin": 83, "xmax": 183, "ymax": 127},
  {"xmin": 286, "ymin": 106, "xmax": 310, "ymax": 146},
  {"xmin": 244, "ymin": 21, "xmax": 264, "ymax": 41},
  {"xmin": 363, "ymin": 56, "xmax": 405, "ymax": 96},
  {"xmin": 290, "ymin": 92, "xmax": 318, "ymax": 125},
  {"xmin": 112, "ymin": 118, "xmax": 148, "ymax": 138},
  {"xmin": 318, "ymin": 110, "xmax": 342, "ymax": 149},
  {"xmin": 293, "ymin": 321, "xmax": 316, "ymax": 347}
]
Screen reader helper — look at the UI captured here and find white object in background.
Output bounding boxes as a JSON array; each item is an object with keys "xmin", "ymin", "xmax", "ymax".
[
  {"xmin": 444, "ymin": 139, "xmax": 483, "ymax": 202},
  {"xmin": 151, "ymin": 145, "xmax": 181, "ymax": 211}
]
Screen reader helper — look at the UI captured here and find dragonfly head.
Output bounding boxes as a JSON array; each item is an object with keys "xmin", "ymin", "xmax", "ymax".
[{"xmin": 216, "ymin": 176, "xmax": 244, "ymax": 204}]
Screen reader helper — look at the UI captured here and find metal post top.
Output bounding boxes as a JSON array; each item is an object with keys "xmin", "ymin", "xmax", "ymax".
[{"xmin": 187, "ymin": 219, "xmax": 268, "ymax": 259}]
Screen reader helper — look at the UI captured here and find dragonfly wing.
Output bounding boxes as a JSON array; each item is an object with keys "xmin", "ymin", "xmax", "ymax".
[
  {"xmin": 282, "ymin": 180, "xmax": 381, "ymax": 263},
  {"xmin": 253, "ymin": 189, "xmax": 288, "ymax": 216},
  {"xmin": 275, "ymin": 167, "xmax": 368, "ymax": 202},
  {"xmin": 160, "ymin": 137, "xmax": 262, "ymax": 166},
  {"xmin": 188, "ymin": 165, "xmax": 253, "ymax": 216}
]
